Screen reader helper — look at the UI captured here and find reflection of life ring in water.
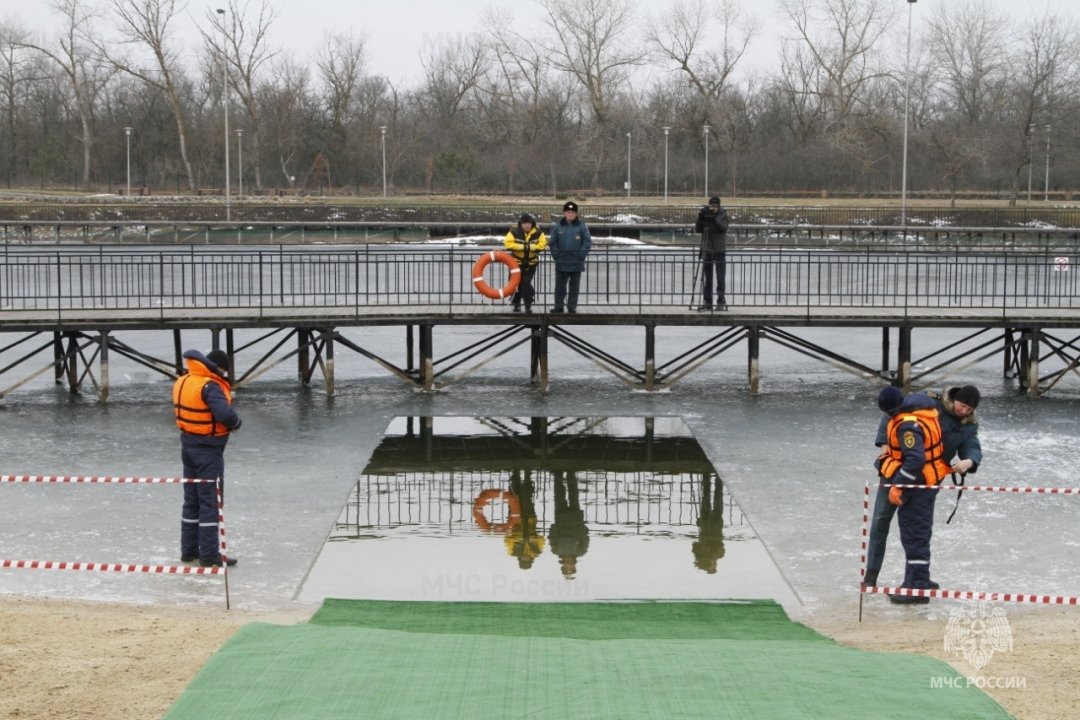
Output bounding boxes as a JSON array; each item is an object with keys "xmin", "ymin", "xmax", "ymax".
[
  {"xmin": 472, "ymin": 251, "xmax": 521, "ymax": 300},
  {"xmin": 473, "ymin": 489, "xmax": 522, "ymax": 532}
]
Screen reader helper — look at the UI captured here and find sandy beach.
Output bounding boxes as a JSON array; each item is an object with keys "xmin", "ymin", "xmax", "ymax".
[{"xmin": 1, "ymin": 596, "xmax": 1076, "ymax": 720}]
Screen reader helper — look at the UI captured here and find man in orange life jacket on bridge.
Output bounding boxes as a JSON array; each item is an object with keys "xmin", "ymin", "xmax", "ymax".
[
  {"xmin": 172, "ymin": 349, "xmax": 242, "ymax": 568},
  {"xmin": 873, "ymin": 386, "xmax": 952, "ymax": 604}
]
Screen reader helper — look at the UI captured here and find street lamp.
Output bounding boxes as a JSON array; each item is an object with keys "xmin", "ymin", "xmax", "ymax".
[
  {"xmin": 703, "ymin": 124, "xmax": 710, "ymax": 197},
  {"xmin": 123, "ymin": 126, "xmax": 132, "ymax": 197},
  {"xmin": 1044, "ymin": 124, "xmax": 1051, "ymax": 202},
  {"xmin": 236, "ymin": 129, "xmax": 243, "ymax": 198},
  {"xmin": 379, "ymin": 126, "xmax": 387, "ymax": 197},
  {"xmin": 1027, "ymin": 124, "xmax": 1035, "ymax": 202},
  {"xmin": 217, "ymin": 8, "xmax": 230, "ymax": 221},
  {"xmin": 662, "ymin": 126, "xmax": 671, "ymax": 200},
  {"xmin": 625, "ymin": 132, "xmax": 631, "ymax": 197},
  {"xmin": 900, "ymin": 0, "xmax": 917, "ymax": 228}
]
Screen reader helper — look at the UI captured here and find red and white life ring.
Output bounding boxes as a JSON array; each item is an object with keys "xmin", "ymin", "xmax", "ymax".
[{"xmin": 472, "ymin": 489, "xmax": 522, "ymax": 532}]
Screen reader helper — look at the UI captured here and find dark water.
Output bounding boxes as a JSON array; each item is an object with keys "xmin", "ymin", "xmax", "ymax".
[
  {"xmin": 1, "ymin": 324, "xmax": 1079, "ymax": 621},
  {"xmin": 297, "ymin": 416, "xmax": 799, "ymax": 609}
]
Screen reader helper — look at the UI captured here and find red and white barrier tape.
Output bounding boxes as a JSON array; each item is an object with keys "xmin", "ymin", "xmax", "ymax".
[
  {"xmin": 862, "ymin": 584, "xmax": 1079, "ymax": 606},
  {"xmin": 880, "ymin": 482, "xmax": 1080, "ymax": 494},
  {"xmin": 1, "ymin": 559, "xmax": 222, "ymax": 575},
  {"xmin": 1, "ymin": 474, "xmax": 214, "ymax": 484},
  {"xmin": 859, "ymin": 482, "xmax": 870, "ymax": 584}
]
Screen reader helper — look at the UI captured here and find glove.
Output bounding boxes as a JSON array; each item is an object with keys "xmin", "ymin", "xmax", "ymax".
[
  {"xmin": 888, "ymin": 486, "xmax": 904, "ymax": 506},
  {"xmin": 231, "ymin": 418, "xmax": 242, "ymax": 431},
  {"xmin": 951, "ymin": 458, "xmax": 974, "ymax": 475}
]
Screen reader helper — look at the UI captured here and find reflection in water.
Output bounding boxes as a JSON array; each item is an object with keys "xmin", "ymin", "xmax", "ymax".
[
  {"xmin": 506, "ymin": 470, "xmax": 543, "ymax": 569},
  {"xmin": 303, "ymin": 417, "xmax": 798, "ymax": 607},
  {"xmin": 550, "ymin": 471, "xmax": 589, "ymax": 578},
  {"xmin": 693, "ymin": 474, "xmax": 725, "ymax": 574}
]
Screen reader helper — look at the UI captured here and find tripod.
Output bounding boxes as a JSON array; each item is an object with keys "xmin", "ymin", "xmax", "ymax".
[{"xmin": 687, "ymin": 227, "xmax": 707, "ymax": 310}]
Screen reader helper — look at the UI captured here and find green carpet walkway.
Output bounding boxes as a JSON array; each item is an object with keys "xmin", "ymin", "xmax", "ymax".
[{"xmin": 163, "ymin": 599, "xmax": 1013, "ymax": 720}]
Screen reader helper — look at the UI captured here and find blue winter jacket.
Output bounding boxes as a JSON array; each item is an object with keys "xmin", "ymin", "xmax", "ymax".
[
  {"xmin": 875, "ymin": 387, "xmax": 982, "ymax": 472},
  {"xmin": 548, "ymin": 217, "xmax": 592, "ymax": 272}
]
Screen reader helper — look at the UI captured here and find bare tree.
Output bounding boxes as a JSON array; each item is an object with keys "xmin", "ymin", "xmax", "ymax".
[
  {"xmin": 535, "ymin": 0, "xmax": 646, "ymax": 187},
  {"xmin": 648, "ymin": 0, "xmax": 758, "ymax": 106},
  {"xmin": 203, "ymin": 0, "xmax": 279, "ymax": 191},
  {"xmin": 104, "ymin": 0, "xmax": 196, "ymax": 191},
  {"xmin": 776, "ymin": 0, "xmax": 897, "ymax": 139},
  {"xmin": 315, "ymin": 31, "xmax": 367, "ymax": 151},
  {"xmin": 17, "ymin": 0, "xmax": 114, "ymax": 188},
  {"xmin": 0, "ymin": 21, "xmax": 44, "ymax": 186},
  {"xmin": 927, "ymin": 0, "xmax": 1009, "ymax": 127},
  {"xmin": 419, "ymin": 33, "xmax": 488, "ymax": 122}
]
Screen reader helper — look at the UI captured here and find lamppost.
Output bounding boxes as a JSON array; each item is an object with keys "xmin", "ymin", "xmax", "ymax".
[
  {"xmin": 662, "ymin": 126, "xmax": 671, "ymax": 200},
  {"xmin": 1027, "ymin": 124, "xmax": 1035, "ymax": 202},
  {"xmin": 1044, "ymin": 124, "xmax": 1051, "ymax": 202},
  {"xmin": 123, "ymin": 126, "xmax": 132, "ymax": 197},
  {"xmin": 236, "ymin": 129, "xmax": 243, "ymax": 198},
  {"xmin": 900, "ymin": 0, "xmax": 917, "ymax": 228},
  {"xmin": 703, "ymin": 124, "xmax": 710, "ymax": 197},
  {"xmin": 216, "ymin": 8, "xmax": 230, "ymax": 221},
  {"xmin": 379, "ymin": 126, "xmax": 387, "ymax": 197},
  {"xmin": 625, "ymin": 132, "xmax": 632, "ymax": 197}
]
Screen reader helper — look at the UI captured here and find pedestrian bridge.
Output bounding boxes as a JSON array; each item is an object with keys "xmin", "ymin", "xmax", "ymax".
[{"xmin": 0, "ymin": 245, "xmax": 1077, "ymax": 398}]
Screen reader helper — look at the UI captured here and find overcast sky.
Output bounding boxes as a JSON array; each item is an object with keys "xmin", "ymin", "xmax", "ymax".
[{"xmin": 5, "ymin": 0, "xmax": 1072, "ymax": 85}]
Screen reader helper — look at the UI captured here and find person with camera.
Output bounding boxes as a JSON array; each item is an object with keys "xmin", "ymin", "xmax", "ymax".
[{"xmin": 694, "ymin": 196, "xmax": 730, "ymax": 311}]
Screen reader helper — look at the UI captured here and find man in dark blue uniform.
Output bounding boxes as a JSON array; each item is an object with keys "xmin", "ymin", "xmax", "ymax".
[
  {"xmin": 874, "ymin": 387, "xmax": 951, "ymax": 604},
  {"xmin": 865, "ymin": 384, "xmax": 982, "ymax": 588},
  {"xmin": 173, "ymin": 349, "xmax": 242, "ymax": 567}
]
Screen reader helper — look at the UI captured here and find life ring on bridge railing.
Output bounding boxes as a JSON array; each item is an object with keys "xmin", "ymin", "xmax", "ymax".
[
  {"xmin": 472, "ymin": 251, "xmax": 521, "ymax": 300},
  {"xmin": 472, "ymin": 489, "xmax": 522, "ymax": 532}
]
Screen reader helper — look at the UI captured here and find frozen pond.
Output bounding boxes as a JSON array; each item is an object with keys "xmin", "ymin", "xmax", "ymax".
[{"xmin": 1, "ymin": 323, "xmax": 1079, "ymax": 624}]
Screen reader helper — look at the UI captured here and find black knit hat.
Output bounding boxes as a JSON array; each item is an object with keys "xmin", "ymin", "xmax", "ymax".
[
  {"xmin": 519, "ymin": 213, "xmax": 534, "ymax": 225},
  {"xmin": 708, "ymin": 196, "xmax": 720, "ymax": 205},
  {"xmin": 877, "ymin": 386, "xmax": 904, "ymax": 414},
  {"xmin": 206, "ymin": 349, "xmax": 230, "ymax": 373},
  {"xmin": 562, "ymin": 201, "xmax": 578, "ymax": 212},
  {"xmin": 950, "ymin": 385, "xmax": 980, "ymax": 409}
]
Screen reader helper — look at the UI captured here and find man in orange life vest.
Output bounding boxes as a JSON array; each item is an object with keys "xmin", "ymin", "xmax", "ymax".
[
  {"xmin": 874, "ymin": 386, "xmax": 952, "ymax": 604},
  {"xmin": 172, "ymin": 349, "xmax": 242, "ymax": 567}
]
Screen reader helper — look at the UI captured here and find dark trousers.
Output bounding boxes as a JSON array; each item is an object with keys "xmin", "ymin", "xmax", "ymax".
[
  {"xmin": 554, "ymin": 271, "xmax": 582, "ymax": 311},
  {"xmin": 867, "ymin": 481, "xmax": 938, "ymax": 579},
  {"xmin": 701, "ymin": 254, "xmax": 726, "ymax": 305},
  {"xmin": 180, "ymin": 442, "xmax": 225, "ymax": 562},
  {"xmin": 511, "ymin": 264, "xmax": 538, "ymax": 307},
  {"xmin": 897, "ymin": 485, "xmax": 937, "ymax": 588}
]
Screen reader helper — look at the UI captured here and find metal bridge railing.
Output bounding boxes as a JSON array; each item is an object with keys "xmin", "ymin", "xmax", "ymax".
[{"xmin": 1, "ymin": 246, "xmax": 1077, "ymax": 313}]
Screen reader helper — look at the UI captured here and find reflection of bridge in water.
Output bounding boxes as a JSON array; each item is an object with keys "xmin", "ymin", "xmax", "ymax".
[{"xmin": 333, "ymin": 416, "xmax": 748, "ymax": 538}]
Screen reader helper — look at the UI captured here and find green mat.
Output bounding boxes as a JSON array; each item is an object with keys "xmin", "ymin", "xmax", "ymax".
[{"xmin": 164, "ymin": 600, "xmax": 1013, "ymax": 720}]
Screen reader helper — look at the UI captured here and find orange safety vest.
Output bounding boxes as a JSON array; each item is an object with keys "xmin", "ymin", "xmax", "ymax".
[
  {"xmin": 172, "ymin": 360, "xmax": 233, "ymax": 437},
  {"xmin": 879, "ymin": 408, "xmax": 951, "ymax": 486}
]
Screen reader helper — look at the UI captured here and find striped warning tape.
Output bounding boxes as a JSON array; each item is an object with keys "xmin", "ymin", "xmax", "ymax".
[
  {"xmin": 1, "ymin": 559, "xmax": 222, "ymax": 575},
  {"xmin": 861, "ymin": 585, "xmax": 1079, "ymax": 606},
  {"xmin": 1, "ymin": 475, "xmax": 215, "ymax": 484},
  {"xmin": 879, "ymin": 483, "xmax": 1079, "ymax": 494}
]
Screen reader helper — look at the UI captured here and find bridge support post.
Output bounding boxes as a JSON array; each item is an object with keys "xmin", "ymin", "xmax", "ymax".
[
  {"xmin": 64, "ymin": 332, "xmax": 78, "ymax": 394},
  {"xmin": 53, "ymin": 332, "xmax": 64, "ymax": 385},
  {"xmin": 323, "ymin": 328, "xmax": 335, "ymax": 397},
  {"xmin": 748, "ymin": 326, "xmax": 760, "ymax": 394},
  {"xmin": 298, "ymin": 329, "xmax": 311, "ymax": 385},
  {"xmin": 644, "ymin": 324, "xmax": 656, "ymax": 391},
  {"xmin": 538, "ymin": 325, "xmax": 549, "ymax": 392},
  {"xmin": 225, "ymin": 329, "xmax": 235, "ymax": 383},
  {"xmin": 420, "ymin": 324, "xmax": 434, "ymax": 391},
  {"xmin": 881, "ymin": 327, "xmax": 890, "ymax": 374},
  {"xmin": 99, "ymin": 330, "xmax": 109, "ymax": 402},
  {"xmin": 897, "ymin": 327, "xmax": 912, "ymax": 392},
  {"xmin": 1024, "ymin": 328, "xmax": 1041, "ymax": 396},
  {"xmin": 406, "ymin": 324, "xmax": 415, "ymax": 374},
  {"xmin": 172, "ymin": 329, "xmax": 183, "ymax": 374}
]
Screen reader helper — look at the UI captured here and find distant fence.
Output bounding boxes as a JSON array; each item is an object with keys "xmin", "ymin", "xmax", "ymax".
[
  {"xmin": 2, "ymin": 202, "xmax": 1080, "ymax": 229},
  {"xmin": 2, "ymin": 246, "xmax": 1077, "ymax": 313}
]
